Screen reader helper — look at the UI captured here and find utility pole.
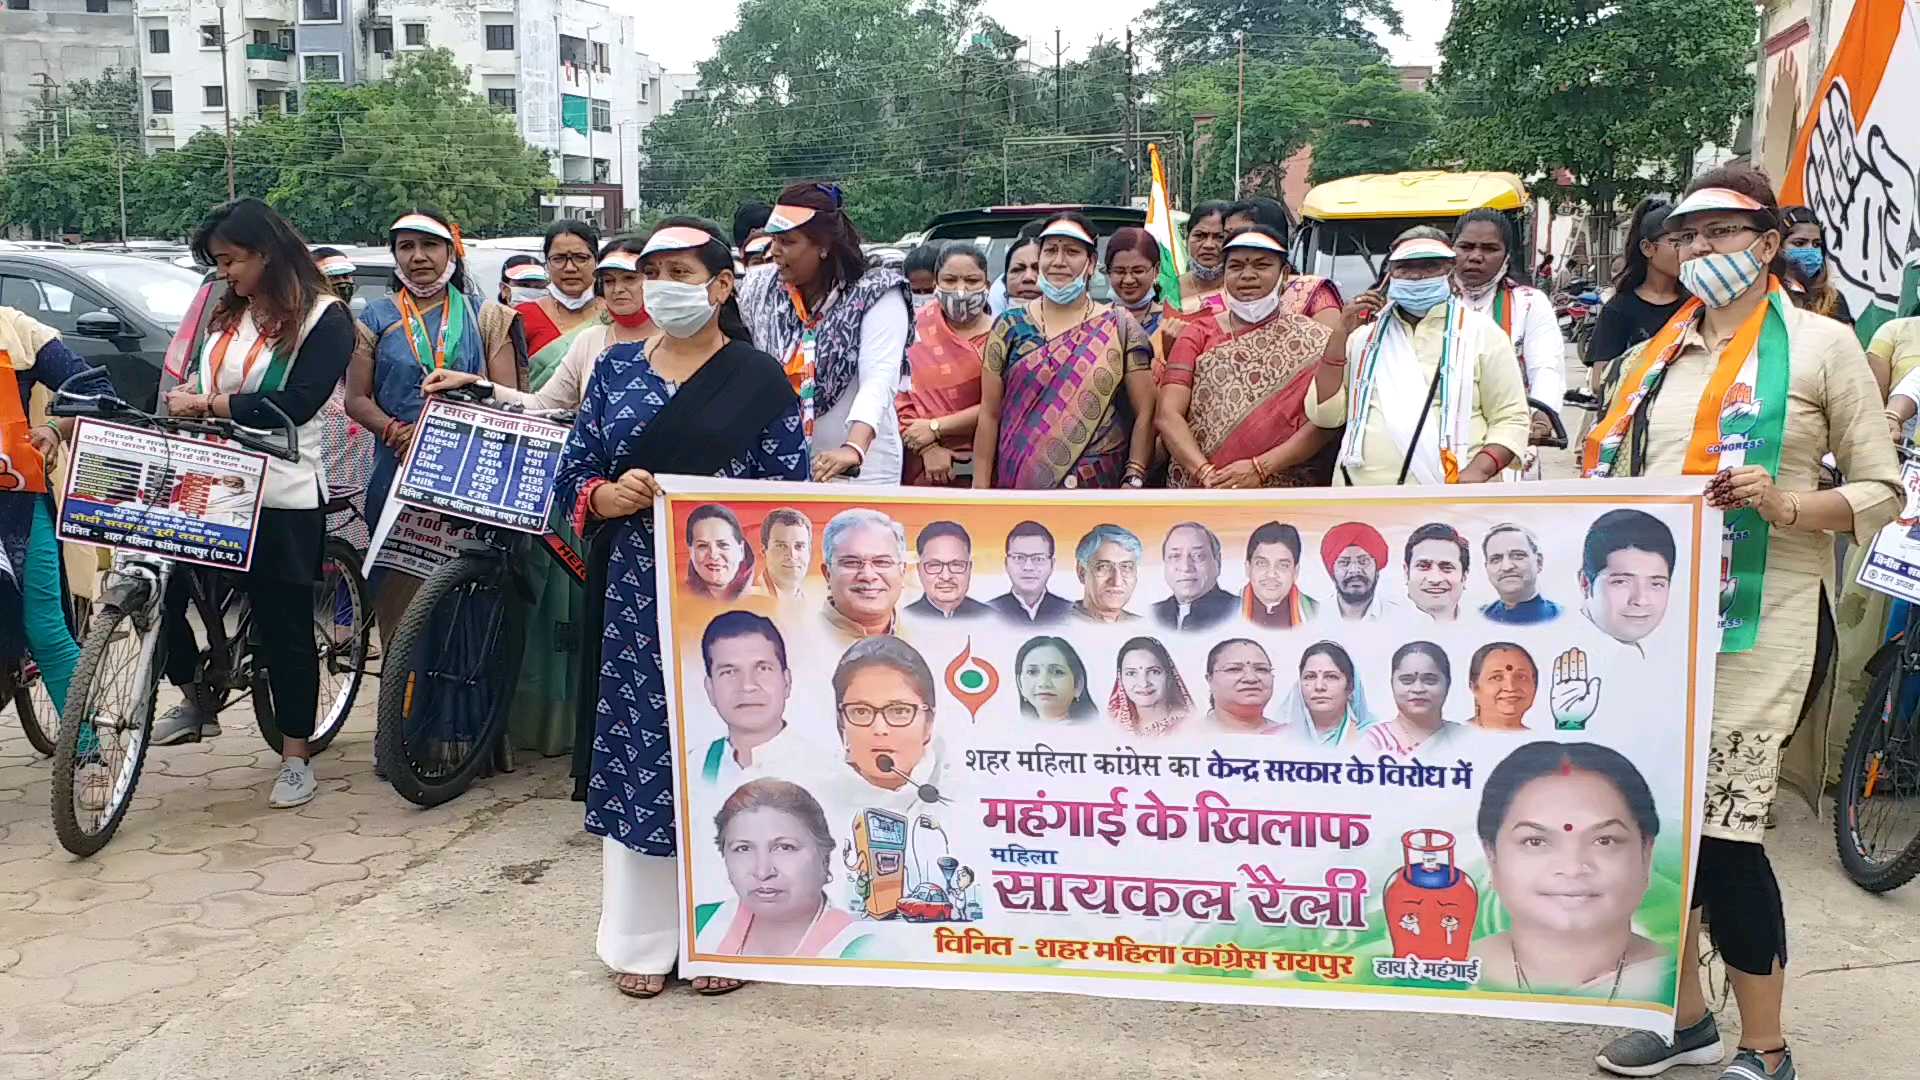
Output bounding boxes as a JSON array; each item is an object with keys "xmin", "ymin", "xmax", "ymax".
[
  {"xmin": 218, "ymin": 0, "xmax": 235, "ymax": 200},
  {"xmin": 1054, "ymin": 28, "xmax": 1063, "ymax": 131},
  {"xmin": 1125, "ymin": 27, "xmax": 1136, "ymax": 204},
  {"xmin": 117, "ymin": 148, "xmax": 129, "ymax": 244},
  {"xmin": 959, "ymin": 56, "xmax": 970, "ymax": 200},
  {"xmin": 1233, "ymin": 31, "xmax": 1246, "ymax": 200}
]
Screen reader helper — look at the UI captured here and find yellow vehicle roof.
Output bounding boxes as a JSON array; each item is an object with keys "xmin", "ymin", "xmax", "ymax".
[{"xmin": 1301, "ymin": 171, "xmax": 1528, "ymax": 220}]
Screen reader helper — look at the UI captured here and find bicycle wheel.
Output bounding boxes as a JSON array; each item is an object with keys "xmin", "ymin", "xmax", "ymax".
[
  {"xmin": 51, "ymin": 603, "xmax": 163, "ymax": 857},
  {"xmin": 15, "ymin": 667, "xmax": 56, "ymax": 757},
  {"xmin": 375, "ymin": 557, "xmax": 525, "ymax": 807},
  {"xmin": 256, "ymin": 538, "xmax": 372, "ymax": 756},
  {"xmin": 1833, "ymin": 657, "xmax": 1920, "ymax": 892}
]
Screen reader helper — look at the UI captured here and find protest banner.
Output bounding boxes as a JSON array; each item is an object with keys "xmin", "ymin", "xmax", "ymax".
[
  {"xmin": 653, "ymin": 478, "xmax": 1715, "ymax": 1033},
  {"xmin": 364, "ymin": 500, "xmax": 468, "ymax": 580},
  {"xmin": 1855, "ymin": 457, "xmax": 1920, "ymax": 602},
  {"xmin": 391, "ymin": 397, "xmax": 570, "ymax": 533},
  {"xmin": 58, "ymin": 418, "xmax": 266, "ymax": 570}
]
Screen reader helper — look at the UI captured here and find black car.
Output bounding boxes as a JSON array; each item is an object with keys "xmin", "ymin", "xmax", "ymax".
[
  {"xmin": 0, "ymin": 250, "xmax": 203, "ymax": 412},
  {"xmin": 920, "ymin": 205, "xmax": 1148, "ymax": 302}
]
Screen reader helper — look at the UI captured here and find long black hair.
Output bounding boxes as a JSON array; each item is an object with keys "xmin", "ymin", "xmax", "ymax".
[
  {"xmin": 190, "ymin": 197, "xmax": 328, "ymax": 343},
  {"xmin": 1613, "ymin": 197, "xmax": 1675, "ymax": 294},
  {"xmin": 386, "ymin": 205, "xmax": 470, "ymax": 298},
  {"xmin": 640, "ymin": 215, "xmax": 751, "ymax": 342},
  {"xmin": 1452, "ymin": 208, "xmax": 1526, "ymax": 287}
]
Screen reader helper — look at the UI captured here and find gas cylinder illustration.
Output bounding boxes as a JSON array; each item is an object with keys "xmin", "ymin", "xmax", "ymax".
[{"xmin": 1383, "ymin": 829, "xmax": 1479, "ymax": 962}]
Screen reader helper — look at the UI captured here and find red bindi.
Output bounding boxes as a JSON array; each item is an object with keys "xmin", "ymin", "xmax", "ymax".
[
  {"xmin": 1563, "ymin": 823, "xmax": 1575, "ymax": 832},
  {"xmin": 1559, "ymin": 762, "xmax": 1574, "ymax": 776}
]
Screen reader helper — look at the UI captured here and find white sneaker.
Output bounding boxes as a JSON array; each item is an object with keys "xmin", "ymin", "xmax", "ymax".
[{"xmin": 268, "ymin": 759, "xmax": 317, "ymax": 808}]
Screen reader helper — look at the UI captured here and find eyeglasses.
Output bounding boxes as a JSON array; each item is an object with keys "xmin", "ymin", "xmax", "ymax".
[
  {"xmin": 832, "ymin": 555, "xmax": 901, "ymax": 574},
  {"xmin": 920, "ymin": 559, "xmax": 972, "ymax": 576},
  {"xmin": 839, "ymin": 701, "xmax": 926, "ymax": 727},
  {"xmin": 1006, "ymin": 552, "xmax": 1052, "ymax": 568},
  {"xmin": 548, "ymin": 253, "xmax": 594, "ymax": 266},
  {"xmin": 1663, "ymin": 223, "xmax": 1759, "ymax": 250},
  {"xmin": 1332, "ymin": 554, "xmax": 1377, "ymax": 572}
]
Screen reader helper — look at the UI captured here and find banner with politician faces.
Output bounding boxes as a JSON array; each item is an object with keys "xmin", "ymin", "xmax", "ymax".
[{"xmin": 653, "ymin": 477, "xmax": 1717, "ymax": 1033}]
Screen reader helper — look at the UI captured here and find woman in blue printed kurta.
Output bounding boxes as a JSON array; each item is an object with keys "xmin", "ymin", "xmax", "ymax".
[{"xmin": 554, "ymin": 217, "xmax": 806, "ymax": 1000}]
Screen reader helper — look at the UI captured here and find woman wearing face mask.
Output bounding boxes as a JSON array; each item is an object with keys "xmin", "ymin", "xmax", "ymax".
[
  {"xmin": 1177, "ymin": 201, "xmax": 1231, "ymax": 315},
  {"xmin": 737, "ymin": 181, "xmax": 909, "ymax": 485},
  {"xmin": 1780, "ymin": 205, "xmax": 1855, "ymax": 328},
  {"xmin": 517, "ymin": 220, "xmax": 608, "ymax": 362},
  {"xmin": 903, "ymin": 241, "xmax": 942, "ymax": 311},
  {"xmin": 1583, "ymin": 167, "xmax": 1900, "ymax": 1080},
  {"xmin": 346, "ymin": 208, "xmax": 516, "ymax": 640},
  {"xmin": 1307, "ymin": 229, "xmax": 1531, "ymax": 486},
  {"xmin": 1103, "ymin": 228, "xmax": 1184, "ymax": 378},
  {"xmin": 973, "ymin": 213, "xmax": 1158, "ymax": 489},
  {"xmin": 1451, "ymin": 209, "xmax": 1566, "ymax": 444},
  {"xmin": 1157, "ymin": 228, "xmax": 1348, "ymax": 489},
  {"xmin": 498, "ymin": 255, "xmax": 549, "ymax": 307},
  {"xmin": 422, "ymin": 238, "xmax": 654, "ymax": 759},
  {"xmin": 555, "ymin": 217, "xmax": 807, "ymax": 1000},
  {"xmin": 897, "ymin": 244, "xmax": 992, "ymax": 486}
]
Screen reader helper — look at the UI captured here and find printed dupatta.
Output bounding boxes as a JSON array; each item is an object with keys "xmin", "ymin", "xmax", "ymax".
[
  {"xmin": 1582, "ymin": 280, "xmax": 1792, "ymax": 653},
  {"xmin": 1336, "ymin": 303, "xmax": 1480, "ymax": 485},
  {"xmin": 1165, "ymin": 312, "xmax": 1331, "ymax": 489}
]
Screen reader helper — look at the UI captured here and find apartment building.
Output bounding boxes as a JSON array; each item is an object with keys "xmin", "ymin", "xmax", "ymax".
[
  {"xmin": 132, "ymin": 0, "xmax": 659, "ymax": 226},
  {"xmin": 0, "ymin": 0, "xmax": 139, "ymax": 157}
]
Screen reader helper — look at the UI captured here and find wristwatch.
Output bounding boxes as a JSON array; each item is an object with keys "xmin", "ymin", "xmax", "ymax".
[
  {"xmin": 1123, "ymin": 475, "xmax": 1145, "ymax": 489},
  {"xmin": 930, "ymin": 418, "xmax": 942, "ymax": 437}
]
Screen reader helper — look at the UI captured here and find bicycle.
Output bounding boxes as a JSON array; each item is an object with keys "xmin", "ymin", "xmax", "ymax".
[
  {"xmin": 1833, "ymin": 443, "xmax": 1920, "ymax": 892},
  {"xmin": 46, "ymin": 379, "xmax": 372, "ymax": 856},
  {"xmin": 374, "ymin": 391, "xmax": 575, "ymax": 807}
]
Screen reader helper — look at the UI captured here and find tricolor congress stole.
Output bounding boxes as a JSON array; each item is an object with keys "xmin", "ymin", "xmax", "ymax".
[{"xmin": 1583, "ymin": 280, "xmax": 1791, "ymax": 652}]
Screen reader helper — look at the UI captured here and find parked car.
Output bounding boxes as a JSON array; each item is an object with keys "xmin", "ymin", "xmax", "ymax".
[
  {"xmin": 920, "ymin": 205, "xmax": 1148, "ymax": 301},
  {"xmin": 0, "ymin": 250, "xmax": 201, "ymax": 411}
]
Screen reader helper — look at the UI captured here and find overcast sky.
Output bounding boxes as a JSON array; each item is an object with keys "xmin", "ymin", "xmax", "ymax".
[{"xmin": 619, "ymin": 0, "xmax": 1451, "ymax": 74}]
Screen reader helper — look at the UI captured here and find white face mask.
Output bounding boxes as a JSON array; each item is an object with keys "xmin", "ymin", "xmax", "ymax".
[
  {"xmin": 643, "ymin": 279, "xmax": 716, "ymax": 338},
  {"xmin": 549, "ymin": 283, "xmax": 596, "ymax": 312},
  {"xmin": 508, "ymin": 286, "xmax": 547, "ymax": 306},
  {"xmin": 1225, "ymin": 287, "xmax": 1281, "ymax": 325}
]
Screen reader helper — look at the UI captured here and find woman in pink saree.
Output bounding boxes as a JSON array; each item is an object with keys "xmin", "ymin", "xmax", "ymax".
[
  {"xmin": 1157, "ymin": 226, "xmax": 1348, "ymax": 489},
  {"xmin": 899, "ymin": 245, "xmax": 994, "ymax": 486},
  {"xmin": 973, "ymin": 212, "xmax": 1157, "ymax": 490}
]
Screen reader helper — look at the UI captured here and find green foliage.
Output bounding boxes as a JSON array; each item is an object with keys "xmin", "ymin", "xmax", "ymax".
[
  {"xmin": 1307, "ymin": 73, "xmax": 1438, "ymax": 184},
  {"xmin": 0, "ymin": 49, "xmax": 554, "ymax": 242},
  {"xmin": 1430, "ymin": 0, "xmax": 1757, "ymax": 208},
  {"xmin": 1142, "ymin": 0, "xmax": 1401, "ymax": 68}
]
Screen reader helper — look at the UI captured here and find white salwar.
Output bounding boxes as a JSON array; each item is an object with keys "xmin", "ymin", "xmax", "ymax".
[{"xmin": 597, "ymin": 839, "xmax": 680, "ymax": 975}]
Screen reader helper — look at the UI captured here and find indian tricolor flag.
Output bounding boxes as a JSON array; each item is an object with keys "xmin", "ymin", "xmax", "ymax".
[
  {"xmin": 1145, "ymin": 143, "xmax": 1185, "ymax": 310},
  {"xmin": 1780, "ymin": 0, "xmax": 1920, "ymax": 341}
]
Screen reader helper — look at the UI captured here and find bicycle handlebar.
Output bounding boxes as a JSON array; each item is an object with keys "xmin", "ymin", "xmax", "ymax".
[
  {"xmin": 1527, "ymin": 397, "xmax": 1569, "ymax": 450},
  {"xmin": 50, "ymin": 368, "xmax": 301, "ymax": 463}
]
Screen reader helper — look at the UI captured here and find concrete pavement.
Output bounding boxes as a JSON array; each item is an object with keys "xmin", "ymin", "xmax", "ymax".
[{"xmin": 3, "ymin": 685, "xmax": 1918, "ymax": 1079}]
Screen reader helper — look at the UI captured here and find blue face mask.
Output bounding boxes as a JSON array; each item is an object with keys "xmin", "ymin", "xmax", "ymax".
[
  {"xmin": 1785, "ymin": 246, "xmax": 1826, "ymax": 279},
  {"xmin": 1039, "ymin": 275, "xmax": 1089, "ymax": 305},
  {"xmin": 1388, "ymin": 275, "xmax": 1453, "ymax": 316}
]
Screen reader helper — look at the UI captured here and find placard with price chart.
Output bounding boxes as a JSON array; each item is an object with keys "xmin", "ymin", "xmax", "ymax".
[{"xmin": 391, "ymin": 398, "xmax": 570, "ymax": 533}]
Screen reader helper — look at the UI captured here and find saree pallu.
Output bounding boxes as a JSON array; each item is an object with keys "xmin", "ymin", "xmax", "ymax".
[
  {"xmin": 1162, "ymin": 312, "xmax": 1335, "ymax": 488},
  {"xmin": 987, "ymin": 307, "xmax": 1152, "ymax": 489},
  {"xmin": 526, "ymin": 309, "xmax": 610, "ymax": 390},
  {"xmin": 899, "ymin": 305, "xmax": 986, "ymax": 487},
  {"xmin": 1280, "ymin": 274, "xmax": 1342, "ymax": 318}
]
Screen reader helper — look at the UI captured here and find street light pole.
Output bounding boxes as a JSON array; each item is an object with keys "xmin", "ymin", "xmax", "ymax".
[
  {"xmin": 1233, "ymin": 31, "xmax": 1245, "ymax": 201},
  {"xmin": 218, "ymin": 0, "xmax": 235, "ymax": 199}
]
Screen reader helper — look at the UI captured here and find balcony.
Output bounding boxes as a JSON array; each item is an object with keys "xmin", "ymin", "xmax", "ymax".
[{"xmin": 245, "ymin": 44, "xmax": 292, "ymax": 84}]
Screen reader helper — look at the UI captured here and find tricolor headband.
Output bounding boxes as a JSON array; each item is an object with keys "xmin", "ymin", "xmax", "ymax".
[
  {"xmin": 504, "ymin": 262, "xmax": 548, "ymax": 284},
  {"xmin": 1038, "ymin": 220, "xmax": 1097, "ymax": 248},
  {"xmin": 641, "ymin": 226, "xmax": 721, "ymax": 257},
  {"xmin": 390, "ymin": 213, "xmax": 454, "ymax": 242},
  {"xmin": 1667, "ymin": 186, "xmax": 1769, "ymax": 221},
  {"xmin": 1225, "ymin": 232, "xmax": 1286, "ymax": 254},
  {"xmin": 597, "ymin": 251, "xmax": 641, "ymax": 273},
  {"xmin": 764, "ymin": 204, "xmax": 818, "ymax": 235},
  {"xmin": 1389, "ymin": 237, "xmax": 1456, "ymax": 262},
  {"xmin": 315, "ymin": 254, "xmax": 356, "ymax": 278}
]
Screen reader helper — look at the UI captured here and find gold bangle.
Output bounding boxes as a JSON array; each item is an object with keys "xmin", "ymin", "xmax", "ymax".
[{"xmin": 1783, "ymin": 490, "xmax": 1801, "ymax": 527}]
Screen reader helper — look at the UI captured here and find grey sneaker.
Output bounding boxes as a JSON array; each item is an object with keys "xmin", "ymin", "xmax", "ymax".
[
  {"xmin": 268, "ymin": 759, "xmax": 317, "ymax": 809},
  {"xmin": 150, "ymin": 703, "xmax": 221, "ymax": 746},
  {"xmin": 1596, "ymin": 1013, "xmax": 1724, "ymax": 1076},
  {"xmin": 1721, "ymin": 1048, "xmax": 1794, "ymax": 1080}
]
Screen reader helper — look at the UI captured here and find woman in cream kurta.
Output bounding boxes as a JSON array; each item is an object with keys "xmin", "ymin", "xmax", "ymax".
[{"xmin": 1629, "ymin": 302, "xmax": 1898, "ymax": 843}]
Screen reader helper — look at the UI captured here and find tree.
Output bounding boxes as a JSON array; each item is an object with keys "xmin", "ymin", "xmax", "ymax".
[
  {"xmin": 1307, "ymin": 73, "xmax": 1438, "ymax": 183},
  {"xmin": 1143, "ymin": 0, "xmax": 1401, "ymax": 69},
  {"xmin": 1430, "ymin": 0, "xmax": 1757, "ymax": 210}
]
